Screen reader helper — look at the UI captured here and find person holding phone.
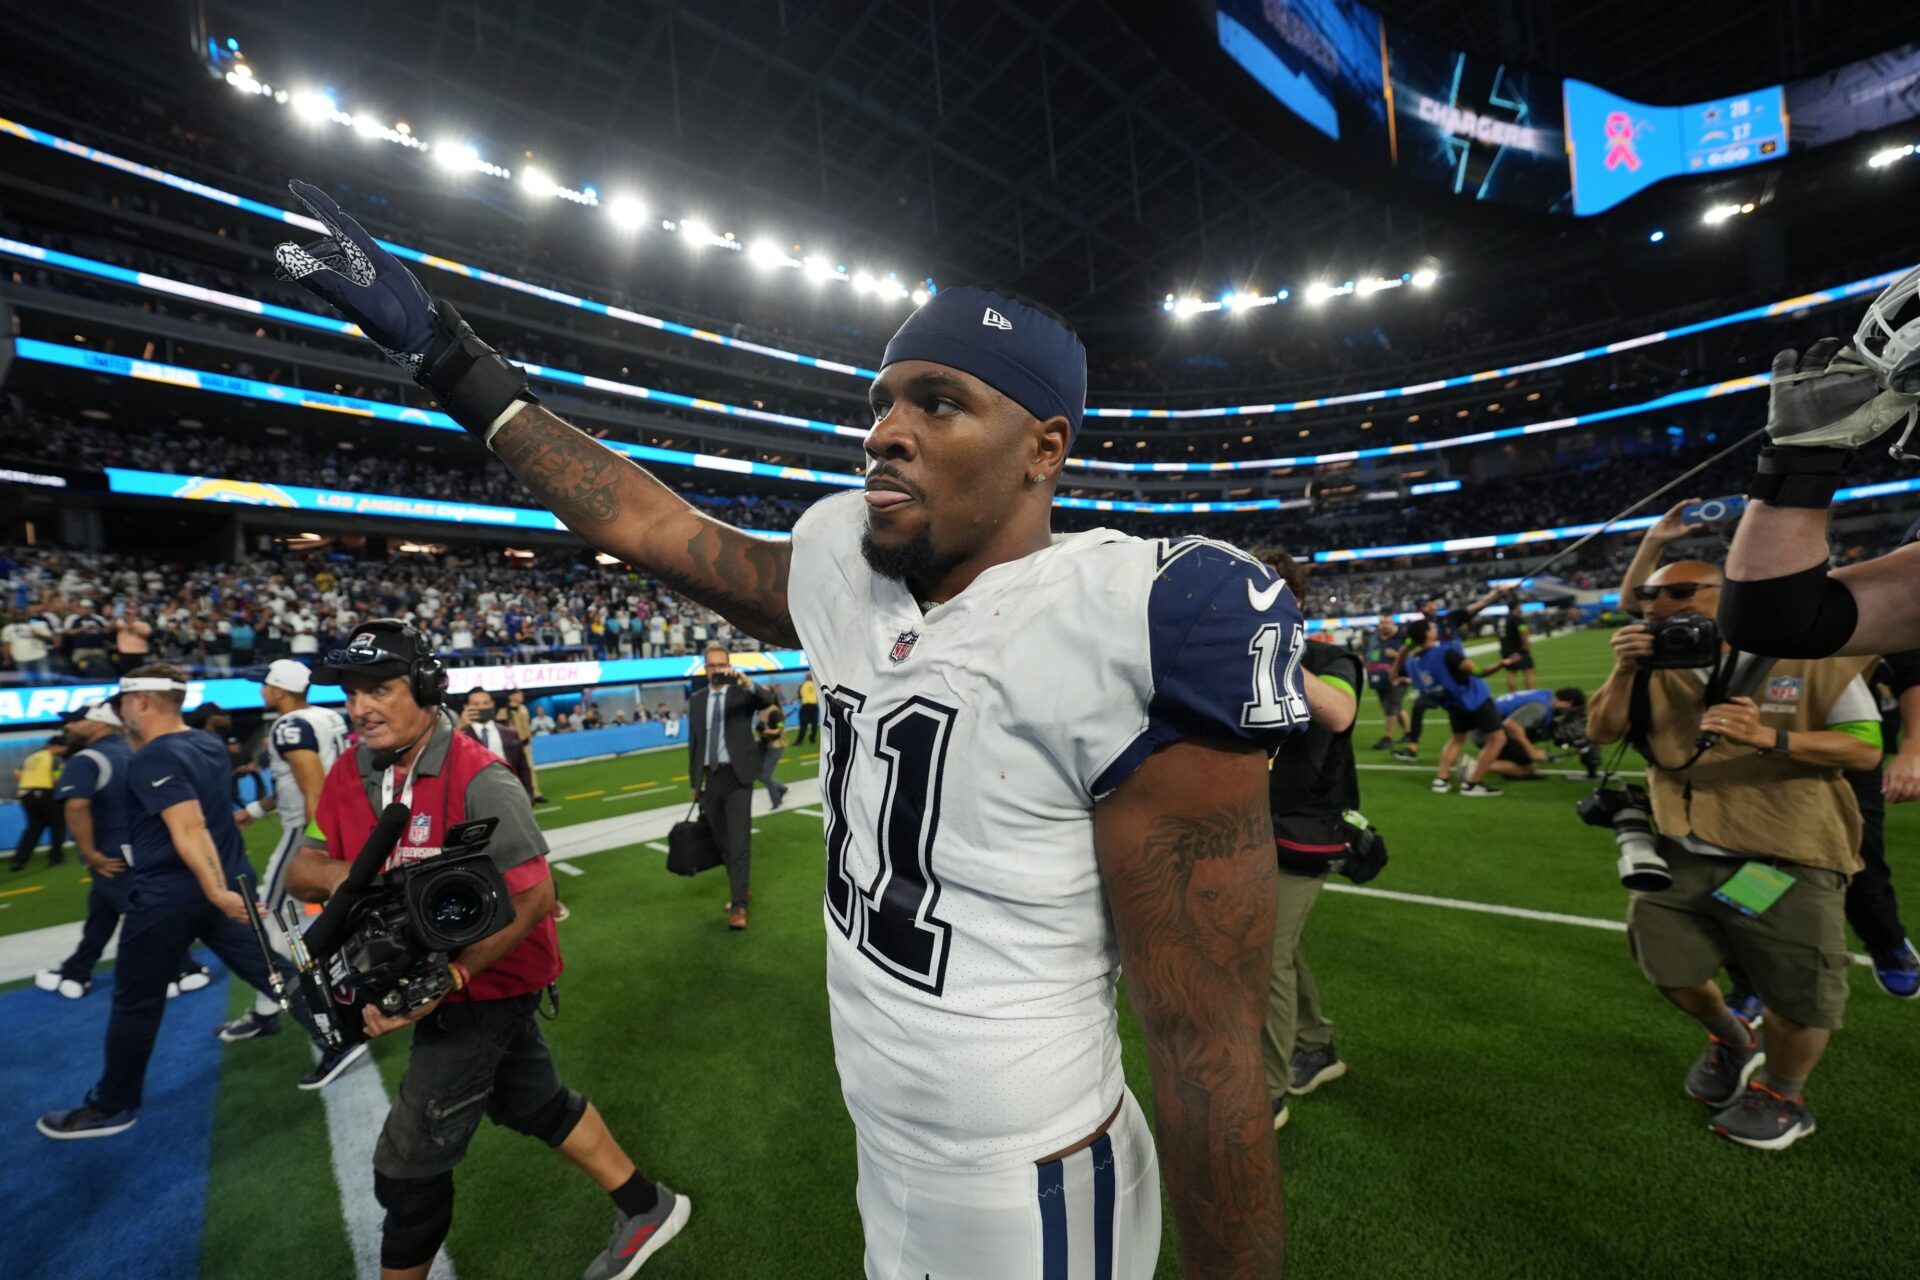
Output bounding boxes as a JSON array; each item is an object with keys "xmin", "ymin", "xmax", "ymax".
[{"xmin": 686, "ymin": 646, "xmax": 777, "ymax": 931}]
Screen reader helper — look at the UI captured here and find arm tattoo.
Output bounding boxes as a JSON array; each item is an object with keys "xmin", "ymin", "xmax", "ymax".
[
  {"xmin": 490, "ymin": 406, "xmax": 800, "ymax": 647},
  {"xmin": 1105, "ymin": 783, "xmax": 1284, "ymax": 1278}
]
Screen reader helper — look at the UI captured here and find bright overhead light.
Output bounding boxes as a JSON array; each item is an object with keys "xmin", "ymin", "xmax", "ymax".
[
  {"xmin": 852, "ymin": 271, "xmax": 876, "ymax": 293},
  {"xmin": 682, "ymin": 218, "xmax": 715, "ymax": 247},
  {"xmin": 291, "ymin": 89, "xmax": 338, "ymax": 122},
  {"xmin": 1305, "ymin": 281, "xmax": 1338, "ymax": 304},
  {"xmin": 434, "ymin": 141, "xmax": 479, "ymax": 171},
  {"xmin": 521, "ymin": 167, "xmax": 557, "ymax": 197},
  {"xmin": 1703, "ymin": 202, "xmax": 1754, "ymax": 224},
  {"xmin": 911, "ymin": 288, "xmax": 930, "ymax": 306},
  {"xmin": 607, "ymin": 195, "xmax": 648, "ymax": 229},
  {"xmin": 748, "ymin": 239, "xmax": 795, "ymax": 270},
  {"xmin": 352, "ymin": 113, "xmax": 387, "ymax": 138},
  {"xmin": 1648, "ymin": 229, "xmax": 1666, "ymax": 243},
  {"xmin": 804, "ymin": 255, "xmax": 840, "ymax": 283},
  {"xmin": 1410, "ymin": 267, "xmax": 1439, "ymax": 288},
  {"xmin": 1870, "ymin": 144, "xmax": 1916, "ymax": 168},
  {"xmin": 1173, "ymin": 296, "xmax": 1205, "ymax": 318}
]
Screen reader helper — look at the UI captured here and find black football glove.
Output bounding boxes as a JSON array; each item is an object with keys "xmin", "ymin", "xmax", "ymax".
[
  {"xmin": 1749, "ymin": 337, "xmax": 1919, "ymax": 508},
  {"xmin": 274, "ymin": 180, "xmax": 536, "ymax": 440}
]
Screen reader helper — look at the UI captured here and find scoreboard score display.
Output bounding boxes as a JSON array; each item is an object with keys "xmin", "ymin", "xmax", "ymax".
[{"xmin": 1566, "ymin": 79, "xmax": 1787, "ymax": 215}]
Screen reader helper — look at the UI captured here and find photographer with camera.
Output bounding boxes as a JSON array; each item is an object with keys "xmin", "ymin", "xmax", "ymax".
[
  {"xmin": 1361, "ymin": 616, "xmax": 1411, "ymax": 751},
  {"xmin": 687, "ymin": 644, "xmax": 777, "ymax": 932},
  {"xmin": 285, "ymin": 622, "xmax": 688, "ymax": 1280},
  {"xmin": 1467, "ymin": 688, "xmax": 1590, "ymax": 781},
  {"xmin": 1586, "ymin": 560, "xmax": 1882, "ymax": 1149},
  {"xmin": 1256, "ymin": 552, "xmax": 1385, "ymax": 1131},
  {"xmin": 1392, "ymin": 587, "xmax": 1513, "ymax": 763}
]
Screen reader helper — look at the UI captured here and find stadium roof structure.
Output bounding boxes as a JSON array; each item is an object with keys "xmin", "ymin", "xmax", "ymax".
[{"xmin": 8, "ymin": 1, "xmax": 1920, "ymax": 335}]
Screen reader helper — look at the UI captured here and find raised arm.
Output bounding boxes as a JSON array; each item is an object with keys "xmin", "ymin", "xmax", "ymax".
[
  {"xmin": 489, "ymin": 407, "xmax": 797, "ymax": 645},
  {"xmin": 269, "ymin": 180, "xmax": 797, "ymax": 647},
  {"xmin": 1094, "ymin": 739, "xmax": 1285, "ymax": 1279}
]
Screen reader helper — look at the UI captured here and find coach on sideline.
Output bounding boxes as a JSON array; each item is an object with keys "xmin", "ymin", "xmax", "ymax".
[
  {"xmin": 1587, "ymin": 561, "xmax": 1881, "ymax": 1150},
  {"xmin": 283, "ymin": 620, "xmax": 687, "ymax": 1280}
]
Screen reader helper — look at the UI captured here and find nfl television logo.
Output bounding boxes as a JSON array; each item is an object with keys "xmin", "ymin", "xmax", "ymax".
[
  {"xmin": 1765, "ymin": 675, "xmax": 1803, "ymax": 704},
  {"xmin": 409, "ymin": 812, "xmax": 432, "ymax": 845},
  {"xmin": 889, "ymin": 630, "xmax": 919, "ymax": 665}
]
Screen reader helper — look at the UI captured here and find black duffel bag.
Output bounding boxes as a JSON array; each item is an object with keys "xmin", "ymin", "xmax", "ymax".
[{"xmin": 665, "ymin": 804, "xmax": 723, "ymax": 877}]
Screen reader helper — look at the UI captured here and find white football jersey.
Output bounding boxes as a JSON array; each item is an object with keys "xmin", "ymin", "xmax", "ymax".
[
  {"xmin": 787, "ymin": 492, "xmax": 1308, "ymax": 1170},
  {"xmin": 266, "ymin": 704, "xmax": 350, "ymax": 830}
]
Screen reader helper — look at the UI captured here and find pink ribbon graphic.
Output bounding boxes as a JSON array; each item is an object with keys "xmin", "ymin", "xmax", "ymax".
[{"xmin": 1603, "ymin": 111, "xmax": 1641, "ymax": 172}]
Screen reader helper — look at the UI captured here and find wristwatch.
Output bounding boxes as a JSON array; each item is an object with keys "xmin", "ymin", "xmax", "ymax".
[{"xmin": 1761, "ymin": 728, "xmax": 1791, "ymax": 757}]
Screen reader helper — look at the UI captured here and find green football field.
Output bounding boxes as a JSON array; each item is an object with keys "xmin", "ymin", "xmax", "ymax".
[{"xmin": 9, "ymin": 626, "xmax": 1920, "ymax": 1278}]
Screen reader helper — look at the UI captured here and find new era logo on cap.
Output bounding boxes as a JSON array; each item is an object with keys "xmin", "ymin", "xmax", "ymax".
[{"xmin": 981, "ymin": 308, "xmax": 1012, "ymax": 330}]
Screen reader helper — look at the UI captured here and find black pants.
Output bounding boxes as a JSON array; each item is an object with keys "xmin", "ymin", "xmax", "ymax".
[
  {"xmin": 700, "ymin": 769, "xmax": 754, "ymax": 907},
  {"xmin": 92, "ymin": 892, "xmax": 317, "ymax": 1113},
  {"xmin": 1847, "ymin": 774, "xmax": 1907, "ymax": 955},
  {"xmin": 1407, "ymin": 694, "xmax": 1440, "ymax": 744},
  {"xmin": 11, "ymin": 791, "xmax": 64, "ymax": 868},
  {"xmin": 796, "ymin": 703, "xmax": 818, "ymax": 743},
  {"xmin": 58, "ymin": 875, "xmax": 204, "ymax": 985}
]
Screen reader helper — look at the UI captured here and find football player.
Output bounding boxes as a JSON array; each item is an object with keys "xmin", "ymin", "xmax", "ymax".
[
  {"xmin": 277, "ymin": 183, "xmax": 1306, "ymax": 1279},
  {"xmin": 219, "ymin": 658, "xmax": 350, "ymax": 1043}
]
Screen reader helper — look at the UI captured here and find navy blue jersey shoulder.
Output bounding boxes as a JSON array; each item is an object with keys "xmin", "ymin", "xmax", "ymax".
[
  {"xmin": 1092, "ymin": 538, "xmax": 1310, "ymax": 796},
  {"xmin": 271, "ymin": 714, "xmax": 320, "ymax": 753}
]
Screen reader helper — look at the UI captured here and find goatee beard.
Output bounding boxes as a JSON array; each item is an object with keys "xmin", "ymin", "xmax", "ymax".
[{"xmin": 861, "ymin": 524, "xmax": 940, "ymax": 583}]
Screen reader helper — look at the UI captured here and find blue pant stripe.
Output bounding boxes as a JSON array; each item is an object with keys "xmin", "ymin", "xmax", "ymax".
[
  {"xmin": 1037, "ymin": 1157, "xmax": 1068, "ymax": 1280},
  {"xmin": 1092, "ymin": 1133, "xmax": 1115, "ymax": 1280}
]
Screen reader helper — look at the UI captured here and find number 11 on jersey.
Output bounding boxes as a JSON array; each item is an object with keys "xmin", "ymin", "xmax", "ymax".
[
  {"xmin": 820, "ymin": 686, "xmax": 957, "ymax": 996},
  {"xmin": 1243, "ymin": 621, "xmax": 1310, "ymax": 728}
]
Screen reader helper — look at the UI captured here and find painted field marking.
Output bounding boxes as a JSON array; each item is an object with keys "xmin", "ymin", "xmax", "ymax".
[
  {"xmin": 0, "ymin": 885, "xmax": 44, "ymax": 899},
  {"xmin": 620, "ymin": 782, "xmax": 658, "ymax": 791},
  {"xmin": 553, "ymin": 862, "xmax": 585, "ymax": 878},
  {"xmin": 645, "ymin": 841, "xmax": 669, "ymax": 853},
  {"xmin": 565, "ymin": 790, "xmax": 605, "ymax": 800}
]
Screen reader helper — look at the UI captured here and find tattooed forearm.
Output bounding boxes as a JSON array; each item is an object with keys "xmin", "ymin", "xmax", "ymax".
[
  {"xmin": 1095, "ymin": 742, "xmax": 1285, "ymax": 1279},
  {"xmin": 490, "ymin": 405, "xmax": 799, "ymax": 646}
]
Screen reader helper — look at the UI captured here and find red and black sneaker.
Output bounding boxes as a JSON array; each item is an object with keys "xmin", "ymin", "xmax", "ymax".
[
  {"xmin": 1709, "ymin": 1080, "xmax": 1817, "ymax": 1151},
  {"xmin": 1684, "ymin": 1017, "xmax": 1762, "ymax": 1108},
  {"xmin": 582, "ymin": 1183, "xmax": 690, "ymax": 1279}
]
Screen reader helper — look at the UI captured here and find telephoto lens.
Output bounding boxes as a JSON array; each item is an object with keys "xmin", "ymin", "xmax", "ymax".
[{"xmin": 1609, "ymin": 800, "xmax": 1669, "ymax": 891}]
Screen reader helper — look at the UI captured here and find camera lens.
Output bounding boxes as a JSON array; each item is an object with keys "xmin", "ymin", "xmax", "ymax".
[{"xmin": 426, "ymin": 882, "xmax": 483, "ymax": 931}]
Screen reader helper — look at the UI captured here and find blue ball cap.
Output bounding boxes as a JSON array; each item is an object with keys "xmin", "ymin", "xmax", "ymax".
[{"xmin": 880, "ymin": 286, "xmax": 1087, "ymax": 444}]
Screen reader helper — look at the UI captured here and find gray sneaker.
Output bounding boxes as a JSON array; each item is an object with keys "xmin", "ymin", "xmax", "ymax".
[
  {"xmin": 1684, "ymin": 1021, "xmax": 1763, "ymax": 1108},
  {"xmin": 582, "ymin": 1184, "xmax": 690, "ymax": 1280},
  {"xmin": 1289, "ymin": 1044, "xmax": 1347, "ymax": 1096},
  {"xmin": 1709, "ymin": 1081, "xmax": 1816, "ymax": 1151}
]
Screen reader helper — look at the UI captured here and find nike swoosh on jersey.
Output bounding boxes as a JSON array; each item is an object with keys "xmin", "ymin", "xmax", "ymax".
[
  {"xmin": 150, "ymin": 776, "xmax": 174, "ymax": 787},
  {"xmin": 1246, "ymin": 578, "xmax": 1285, "ymax": 612}
]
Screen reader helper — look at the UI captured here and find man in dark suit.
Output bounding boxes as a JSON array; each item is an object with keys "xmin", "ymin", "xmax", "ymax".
[
  {"xmin": 688, "ymin": 645, "xmax": 776, "ymax": 931},
  {"xmin": 459, "ymin": 688, "xmax": 536, "ymax": 798}
]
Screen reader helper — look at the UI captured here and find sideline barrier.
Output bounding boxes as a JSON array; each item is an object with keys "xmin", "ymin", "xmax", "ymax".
[{"xmin": 0, "ymin": 650, "xmax": 811, "ymax": 730}]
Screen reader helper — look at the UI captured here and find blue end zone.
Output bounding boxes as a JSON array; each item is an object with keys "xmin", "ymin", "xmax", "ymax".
[{"xmin": 0, "ymin": 959, "xmax": 226, "ymax": 1280}]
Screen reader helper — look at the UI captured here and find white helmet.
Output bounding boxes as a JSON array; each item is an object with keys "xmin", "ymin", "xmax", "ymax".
[{"xmin": 1853, "ymin": 264, "xmax": 1920, "ymax": 393}]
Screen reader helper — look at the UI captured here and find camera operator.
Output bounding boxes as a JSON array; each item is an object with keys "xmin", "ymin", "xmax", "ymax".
[
  {"xmin": 37, "ymin": 667, "xmax": 328, "ymax": 1140},
  {"xmin": 1403, "ymin": 619, "xmax": 1513, "ymax": 797},
  {"xmin": 284, "ymin": 621, "xmax": 687, "ymax": 1280},
  {"xmin": 1256, "ymin": 552, "xmax": 1379, "ymax": 1131},
  {"xmin": 1467, "ymin": 688, "xmax": 1589, "ymax": 781},
  {"xmin": 1586, "ymin": 561, "xmax": 1882, "ymax": 1150},
  {"xmin": 687, "ymin": 644, "xmax": 777, "ymax": 932}
]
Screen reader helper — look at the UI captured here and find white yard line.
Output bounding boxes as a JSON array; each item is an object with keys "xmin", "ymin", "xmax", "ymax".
[
  {"xmin": 316, "ymin": 1047, "xmax": 458, "ymax": 1280},
  {"xmin": 553, "ymin": 861, "xmax": 585, "ymax": 877}
]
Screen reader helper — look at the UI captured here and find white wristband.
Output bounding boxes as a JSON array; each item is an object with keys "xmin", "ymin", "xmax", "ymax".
[
  {"xmin": 245, "ymin": 800, "xmax": 266, "ymax": 820},
  {"xmin": 483, "ymin": 398, "xmax": 533, "ymax": 451}
]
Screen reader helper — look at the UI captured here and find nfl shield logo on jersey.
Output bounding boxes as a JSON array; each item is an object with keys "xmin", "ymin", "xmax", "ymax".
[
  {"xmin": 1766, "ymin": 675, "xmax": 1803, "ymax": 704},
  {"xmin": 888, "ymin": 629, "xmax": 920, "ymax": 664},
  {"xmin": 409, "ymin": 812, "xmax": 432, "ymax": 845}
]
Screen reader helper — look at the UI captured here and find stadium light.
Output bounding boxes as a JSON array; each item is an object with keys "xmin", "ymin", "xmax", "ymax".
[
  {"xmin": 521, "ymin": 167, "xmax": 557, "ymax": 197},
  {"xmin": 1703, "ymin": 201, "xmax": 1755, "ymax": 224},
  {"xmin": 1305, "ymin": 281, "xmax": 1338, "ymax": 304},
  {"xmin": 606, "ymin": 195, "xmax": 648, "ymax": 230},
  {"xmin": 749, "ymin": 239, "xmax": 797, "ymax": 270},
  {"xmin": 291, "ymin": 89, "xmax": 339, "ymax": 122},
  {"xmin": 911, "ymin": 288, "xmax": 930, "ymax": 306},
  {"xmin": 1870, "ymin": 144, "xmax": 1915, "ymax": 168},
  {"xmin": 1411, "ymin": 267, "xmax": 1439, "ymax": 288},
  {"xmin": 1649, "ymin": 229, "xmax": 1666, "ymax": 243}
]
